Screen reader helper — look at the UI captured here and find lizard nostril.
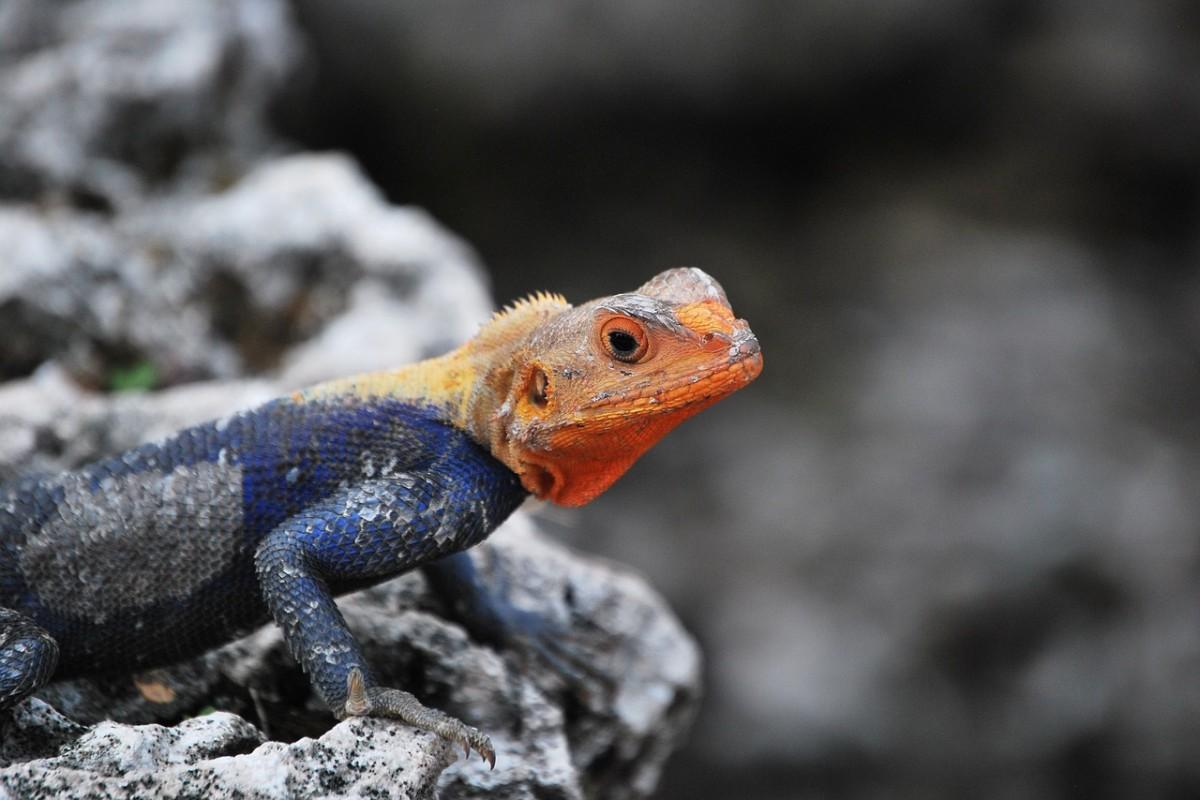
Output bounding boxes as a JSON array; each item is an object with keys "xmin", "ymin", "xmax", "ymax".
[{"xmin": 700, "ymin": 331, "xmax": 731, "ymax": 352}]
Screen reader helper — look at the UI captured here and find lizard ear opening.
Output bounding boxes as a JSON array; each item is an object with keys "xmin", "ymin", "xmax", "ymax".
[
  {"xmin": 529, "ymin": 367, "xmax": 550, "ymax": 407},
  {"xmin": 518, "ymin": 363, "xmax": 552, "ymax": 412}
]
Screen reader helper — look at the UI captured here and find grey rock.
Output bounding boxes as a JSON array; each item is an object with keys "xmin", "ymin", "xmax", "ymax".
[
  {"xmin": 0, "ymin": 205, "xmax": 242, "ymax": 386},
  {"xmin": 0, "ymin": 0, "xmax": 298, "ymax": 207},
  {"xmin": 0, "ymin": 153, "xmax": 492, "ymax": 392},
  {"xmin": 147, "ymin": 153, "xmax": 494, "ymax": 388},
  {"xmin": 0, "ymin": 0, "xmax": 486, "ymax": 392},
  {"xmin": 0, "ymin": 698, "xmax": 88, "ymax": 768},
  {"xmin": 0, "ymin": 698, "xmax": 451, "ymax": 800}
]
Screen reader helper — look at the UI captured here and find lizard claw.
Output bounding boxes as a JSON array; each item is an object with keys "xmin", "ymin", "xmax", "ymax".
[
  {"xmin": 472, "ymin": 733, "xmax": 496, "ymax": 769},
  {"xmin": 454, "ymin": 722, "xmax": 495, "ymax": 769},
  {"xmin": 344, "ymin": 667, "xmax": 370, "ymax": 716}
]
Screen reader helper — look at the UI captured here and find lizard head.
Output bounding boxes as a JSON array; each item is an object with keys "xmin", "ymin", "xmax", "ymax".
[{"xmin": 490, "ymin": 267, "xmax": 762, "ymax": 507}]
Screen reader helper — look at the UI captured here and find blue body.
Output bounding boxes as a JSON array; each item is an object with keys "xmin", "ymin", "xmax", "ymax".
[{"xmin": 0, "ymin": 396, "xmax": 526, "ymax": 709}]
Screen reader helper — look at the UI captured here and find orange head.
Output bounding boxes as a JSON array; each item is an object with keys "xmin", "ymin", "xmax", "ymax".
[{"xmin": 485, "ymin": 267, "xmax": 762, "ymax": 506}]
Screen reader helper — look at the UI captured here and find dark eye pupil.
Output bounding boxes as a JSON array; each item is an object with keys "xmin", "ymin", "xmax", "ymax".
[{"xmin": 608, "ymin": 330, "xmax": 638, "ymax": 355}]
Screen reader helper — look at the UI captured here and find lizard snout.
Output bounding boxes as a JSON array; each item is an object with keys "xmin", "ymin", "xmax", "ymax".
[
  {"xmin": 700, "ymin": 321, "xmax": 761, "ymax": 368},
  {"xmin": 726, "ymin": 325, "xmax": 762, "ymax": 379}
]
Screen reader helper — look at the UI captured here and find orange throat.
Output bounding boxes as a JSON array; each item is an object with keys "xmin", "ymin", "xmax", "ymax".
[{"xmin": 512, "ymin": 346, "xmax": 763, "ymax": 507}]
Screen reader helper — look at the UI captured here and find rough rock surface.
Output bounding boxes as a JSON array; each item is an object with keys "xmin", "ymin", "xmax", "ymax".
[
  {"xmin": 0, "ymin": 0, "xmax": 487, "ymax": 389},
  {"xmin": 0, "ymin": 0, "xmax": 296, "ymax": 207},
  {"xmin": 0, "ymin": 153, "xmax": 490, "ymax": 393},
  {"xmin": 0, "ymin": 698, "xmax": 449, "ymax": 800}
]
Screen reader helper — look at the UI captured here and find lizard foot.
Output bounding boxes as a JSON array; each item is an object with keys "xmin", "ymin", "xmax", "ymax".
[{"xmin": 343, "ymin": 668, "xmax": 495, "ymax": 769}]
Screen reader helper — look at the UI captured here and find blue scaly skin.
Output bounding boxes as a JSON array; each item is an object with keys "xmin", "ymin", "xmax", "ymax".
[{"xmin": 0, "ymin": 268, "xmax": 763, "ymax": 766}]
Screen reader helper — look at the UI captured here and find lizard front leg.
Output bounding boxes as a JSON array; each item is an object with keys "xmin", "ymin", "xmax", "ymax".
[{"xmin": 253, "ymin": 476, "xmax": 499, "ymax": 766}]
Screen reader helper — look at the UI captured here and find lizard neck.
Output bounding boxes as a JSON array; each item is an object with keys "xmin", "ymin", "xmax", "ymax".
[{"xmin": 297, "ymin": 294, "xmax": 571, "ymax": 453}]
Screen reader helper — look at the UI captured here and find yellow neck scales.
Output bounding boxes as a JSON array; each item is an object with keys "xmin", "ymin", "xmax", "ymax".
[{"xmin": 298, "ymin": 292, "xmax": 571, "ymax": 444}]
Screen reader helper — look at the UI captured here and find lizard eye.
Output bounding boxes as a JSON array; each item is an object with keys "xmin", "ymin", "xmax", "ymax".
[{"xmin": 600, "ymin": 318, "xmax": 649, "ymax": 363}]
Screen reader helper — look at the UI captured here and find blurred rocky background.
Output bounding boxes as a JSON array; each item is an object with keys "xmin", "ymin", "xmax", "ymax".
[{"xmin": 3, "ymin": 0, "xmax": 1200, "ymax": 798}]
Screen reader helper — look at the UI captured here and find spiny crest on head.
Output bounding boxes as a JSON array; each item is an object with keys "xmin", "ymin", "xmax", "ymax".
[
  {"xmin": 491, "ymin": 291, "xmax": 569, "ymax": 322},
  {"xmin": 474, "ymin": 290, "xmax": 571, "ymax": 348}
]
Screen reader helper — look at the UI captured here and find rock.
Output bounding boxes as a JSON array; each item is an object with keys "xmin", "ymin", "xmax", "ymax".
[
  {"xmin": 0, "ymin": 0, "xmax": 493, "ymax": 391},
  {"xmin": 0, "ymin": 699, "xmax": 88, "ymax": 768},
  {"xmin": 0, "ymin": 153, "xmax": 492, "ymax": 392},
  {"xmin": 0, "ymin": 0, "xmax": 298, "ymax": 208},
  {"xmin": 0, "ymin": 205, "xmax": 243, "ymax": 386},
  {"xmin": 0, "ymin": 699, "xmax": 451, "ymax": 799},
  {"xmin": 148, "ymin": 153, "xmax": 493, "ymax": 387}
]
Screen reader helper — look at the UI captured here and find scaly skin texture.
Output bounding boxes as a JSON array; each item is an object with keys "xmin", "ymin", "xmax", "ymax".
[{"xmin": 0, "ymin": 268, "xmax": 761, "ymax": 766}]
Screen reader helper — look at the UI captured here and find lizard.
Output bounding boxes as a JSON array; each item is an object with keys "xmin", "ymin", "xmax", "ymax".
[{"xmin": 0, "ymin": 267, "xmax": 762, "ymax": 766}]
